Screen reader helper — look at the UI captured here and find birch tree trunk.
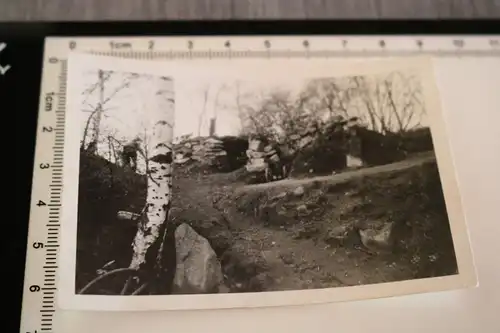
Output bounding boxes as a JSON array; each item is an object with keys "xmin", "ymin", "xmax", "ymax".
[{"xmin": 129, "ymin": 77, "xmax": 175, "ymax": 272}]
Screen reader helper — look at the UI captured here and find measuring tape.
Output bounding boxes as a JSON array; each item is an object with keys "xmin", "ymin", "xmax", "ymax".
[{"xmin": 20, "ymin": 34, "xmax": 499, "ymax": 333}]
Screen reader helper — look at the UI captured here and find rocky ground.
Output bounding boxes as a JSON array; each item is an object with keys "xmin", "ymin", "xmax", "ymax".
[
  {"xmin": 76, "ymin": 150, "xmax": 459, "ymax": 294},
  {"xmin": 169, "ymin": 151, "xmax": 458, "ymax": 292}
]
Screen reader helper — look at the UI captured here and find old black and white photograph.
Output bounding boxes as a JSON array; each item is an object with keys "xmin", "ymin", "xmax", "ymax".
[{"xmin": 58, "ymin": 54, "xmax": 474, "ymax": 311}]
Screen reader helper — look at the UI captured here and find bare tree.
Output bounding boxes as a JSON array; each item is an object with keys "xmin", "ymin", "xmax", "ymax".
[
  {"xmin": 208, "ymin": 84, "xmax": 226, "ymax": 137},
  {"xmin": 233, "ymin": 81, "xmax": 261, "ymax": 136},
  {"xmin": 238, "ymin": 88, "xmax": 318, "ymax": 146},
  {"xmin": 197, "ymin": 85, "xmax": 210, "ymax": 137},
  {"xmin": 80, "ymin": 71, "xmax": 139, "ymax": 152},
  {"xmin": 301, "ymin": 78, "xmax": 354, "ymax": 121},
  {"xmin": 87, "ymin": 70, "xmax": 105, "ymax": 154},
  {"xmin": 383, "ymin": 72, "xmax": 425, "ymax": 133},
  {"xmin": 348, "ymin": 72, "xmax": 425, "ymax": 134}
]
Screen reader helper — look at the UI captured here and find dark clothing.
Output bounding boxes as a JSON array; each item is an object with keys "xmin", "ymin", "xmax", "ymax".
[{"xmin": 121, "ymin": 141, "xmax": 141, "ymax": 171}]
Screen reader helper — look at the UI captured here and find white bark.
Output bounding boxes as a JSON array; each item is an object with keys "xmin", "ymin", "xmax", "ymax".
[{"xmin": 129, "ymin": 77, "xmax": 175, "ymax": 270}]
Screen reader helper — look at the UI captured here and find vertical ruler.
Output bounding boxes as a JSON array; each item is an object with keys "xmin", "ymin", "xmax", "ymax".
[
  {"xmin": 19, "ymin": 34, "xmax": 499, "ymax": 333},
  {"xmin": 20, "ymin": 50, "xmax": 67, "ymax": 333}
]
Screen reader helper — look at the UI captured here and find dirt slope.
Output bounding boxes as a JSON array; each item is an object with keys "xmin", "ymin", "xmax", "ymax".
[
  {"xmin": 213, "ymin": 151, "xmax": 458, "ymax": 291},
  {"xmin": 77, "ymin": 150, "xmax": 458, "ymax": 293}
]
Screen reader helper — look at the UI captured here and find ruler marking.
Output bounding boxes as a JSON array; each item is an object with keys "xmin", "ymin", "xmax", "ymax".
[{"xmin": 40, "ymin": 308, "xmax": 56, "ymax": 312}]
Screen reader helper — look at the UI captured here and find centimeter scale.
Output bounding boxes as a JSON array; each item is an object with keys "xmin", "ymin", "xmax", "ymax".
[{"xmin": 20, "ymin": 35, "xmax": 499, "ymax": 333}]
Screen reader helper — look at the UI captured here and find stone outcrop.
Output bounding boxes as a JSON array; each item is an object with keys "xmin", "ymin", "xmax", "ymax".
[
  {"xmin": 172, "ymin": 223, "xmax": 225, "ymax": 294},
  {"xmin": 358, "ymin": 222, "xmax": 395, "ymax": 252},
  {"xmin": 245, "ymin": 138, "xmax": 281, "ymax": 173},
  {"xmin": 286, "ymin": 122, "xmax": 318, "ymax": 153},
  {"xmin": 173, "ymin": 136, "xmax": 228, "ymax": 168}
]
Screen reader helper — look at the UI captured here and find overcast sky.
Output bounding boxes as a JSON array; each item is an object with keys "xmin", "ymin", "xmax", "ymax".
[{"xmin": 78, "ymin": 69, "xmax": 300, "ymax": 144}]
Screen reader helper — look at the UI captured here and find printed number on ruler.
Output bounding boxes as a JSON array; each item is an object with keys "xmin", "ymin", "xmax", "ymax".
[{"xmin": 25, "ymin": 54, "xmax": 67, "ymax": 333}]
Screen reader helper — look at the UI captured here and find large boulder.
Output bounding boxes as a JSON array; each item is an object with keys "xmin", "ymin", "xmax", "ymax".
[{"xmin": 172, "ymin": 223, "xmax": 224, "ymax": 294}]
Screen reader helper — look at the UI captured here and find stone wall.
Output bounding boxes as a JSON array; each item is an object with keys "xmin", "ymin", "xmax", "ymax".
[
  {"xmin": 245, "ymin": 138, "xmax": 281, "ymax": 174},
  {"xmin": 174, "ymin": 136, "xmax": 227, "ymax": 168}
]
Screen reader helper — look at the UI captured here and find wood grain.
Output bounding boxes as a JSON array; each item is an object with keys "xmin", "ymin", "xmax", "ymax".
[{"xmin": 2, "ymin": 0, "xmax": 499, "ymax": 21}]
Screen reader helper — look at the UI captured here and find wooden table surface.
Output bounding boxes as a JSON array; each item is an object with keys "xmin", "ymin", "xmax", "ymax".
[{"xmin": 2, "ymin": 0, "xmax": 499, "ymax": 21}]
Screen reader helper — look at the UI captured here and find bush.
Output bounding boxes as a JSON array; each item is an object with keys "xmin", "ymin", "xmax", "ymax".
[
  {"xmin": 76, "ymin": 151, "xmax": 146, "ymax": 289},
  {"xmin": 399, "ymin": 127, "xmax": 434, "ymax": 154}
]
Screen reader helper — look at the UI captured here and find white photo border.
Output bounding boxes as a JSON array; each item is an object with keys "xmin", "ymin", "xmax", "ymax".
[{"xmin": 57, "ymin": 52, "xmax": 477, "ymax": 311}]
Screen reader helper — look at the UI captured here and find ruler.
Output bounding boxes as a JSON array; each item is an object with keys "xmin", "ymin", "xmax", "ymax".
[{"xmin": 20, "ymin": 34, "xmax": 499, "ymax": 333}]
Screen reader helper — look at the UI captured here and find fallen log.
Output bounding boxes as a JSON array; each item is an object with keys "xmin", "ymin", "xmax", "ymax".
[{"xmin": 117, "ymin": 210, "xmax": 141, "ymax": 221}]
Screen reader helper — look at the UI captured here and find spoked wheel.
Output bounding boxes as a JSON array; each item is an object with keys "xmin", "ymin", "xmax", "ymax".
[{"xmin": 77, "ymin": 268, "xmax": 149, "ymax": 295}]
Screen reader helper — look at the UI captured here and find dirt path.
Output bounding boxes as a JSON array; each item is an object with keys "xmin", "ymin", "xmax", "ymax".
[
  {"xmin": 172, "ymin": 155, "xmax": 437, "ymax": 292},
  {"xmin": 240, "ymin": 151, "xmax": 436, "ymax": 192},
  {"xmin": 215, "ymin": 195, "xmax": 401, "ymax": 291}
]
